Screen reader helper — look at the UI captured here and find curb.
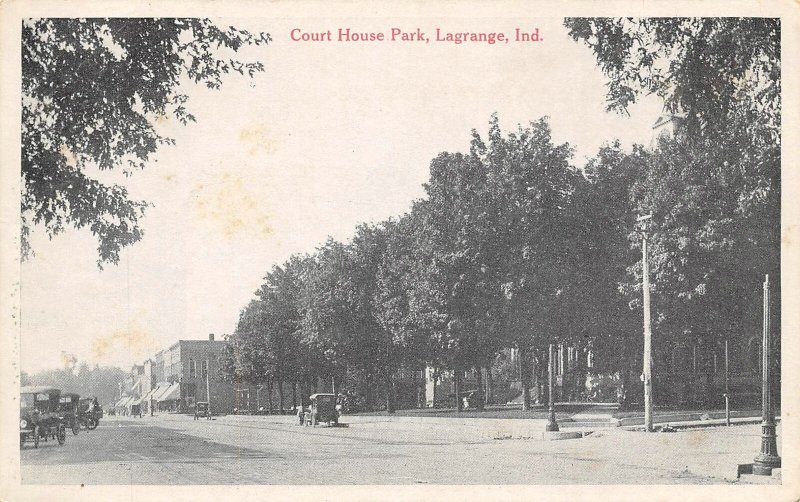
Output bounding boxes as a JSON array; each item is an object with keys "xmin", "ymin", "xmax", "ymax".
[{"xmin": 622, "ymin": 416, "xmax": 780, "ymax": 431}]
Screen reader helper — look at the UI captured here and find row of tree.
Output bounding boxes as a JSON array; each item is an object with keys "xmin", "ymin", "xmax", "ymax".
[
  {"xmin": 21, "ymin": 363, "xmax": 127, "ymax": 408},
  {"xmin": 219, "ymin": 18, "xmax": 780, "ymax": 412}
]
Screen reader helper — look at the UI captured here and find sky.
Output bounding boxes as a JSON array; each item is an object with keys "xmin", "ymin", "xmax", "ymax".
[{"xmin": 20, "ymin": 17, "xmax": 663, "ymax": 374}]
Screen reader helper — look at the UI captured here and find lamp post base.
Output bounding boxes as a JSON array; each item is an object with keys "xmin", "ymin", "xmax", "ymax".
[
  {"xmin": 752, "ymin": 455, "xmax": 781, "ymax": 476},
  {"xmin": 545, "ymin": 417, "xmax": 559, "ymax": 432},
  {"xmin": 753, "ymin": 422, "xmax": 781, "ymax": 476}
]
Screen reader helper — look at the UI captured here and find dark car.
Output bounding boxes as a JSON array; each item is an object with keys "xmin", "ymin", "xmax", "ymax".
[
  {"xmin": 20, "ymin": 386, "xmax": 67, "ymax": 448},
  {"xmin": 194, "ymin": 401, "xmax": 211, "ymax": 420},
  {"xmin": 78, "ymin": 396, "xmax": 102, "ymax": 430},
  {"xmin": 57, "ymin": 392, "xmax": 82, "ymax": 435},
  {"xmin": 302, "ymin": 393, "xmax": 339, "ymax": 426}
]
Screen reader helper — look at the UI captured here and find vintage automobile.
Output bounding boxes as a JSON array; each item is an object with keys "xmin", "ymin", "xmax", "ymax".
[
  {"xmin": 20, "ymin": 386, "xmax": 67, "ymax": 448},
  {"xmin": 57, "ymin": 392, "xmax": 82, "ymax": 435},
  {"xmin": 302, "ymin": 393, "xmax": 339, "ymax": 426},
  {"xmin": 194, "ymin": 401, "xmax": 211, "ymax": 420},
  {"xmin": 78, "ymin": 396, "xmax": 102, "ymax": 430}
]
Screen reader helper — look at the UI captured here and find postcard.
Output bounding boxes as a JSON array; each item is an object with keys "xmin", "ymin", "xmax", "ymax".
[{"xmin": 1, "ymin": 1, "xmax": 798, "ymax": 501}]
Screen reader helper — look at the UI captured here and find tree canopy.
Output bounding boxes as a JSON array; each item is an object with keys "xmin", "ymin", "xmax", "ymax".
[
  {"xmin": 22, "ymin": 18, "xmax": 270, "ymax": 266},
  {"xmin": 563, "ymin": 18, "xmax": 780, "ymax": 139}
]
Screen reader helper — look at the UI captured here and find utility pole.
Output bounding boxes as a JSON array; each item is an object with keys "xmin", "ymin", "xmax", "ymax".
[
  {"xmin": 206, "ymin": 358, "xmax": 212, "ymax": 420},
  {"xmin": 753, "ymin": 274, "xmax": 781, "ymax": 475},
  {"xmin": 638, "ymin": 213, "xmax": 654, "ymax": 432}
]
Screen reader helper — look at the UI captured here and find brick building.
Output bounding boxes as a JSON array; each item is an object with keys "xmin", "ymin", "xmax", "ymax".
[{"xmin": 118, "ymin": 334, "xmax": 244, "ymax": 415}]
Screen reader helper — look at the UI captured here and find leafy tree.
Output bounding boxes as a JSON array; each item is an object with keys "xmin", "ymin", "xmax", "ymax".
[
  {"xmin": 563, "ymin": 18, "xmax": 780, "ymax": 138},
  {"xmin": 343, "ymin": 223, "xmax": 395, "ymax": 410},
  {"xmin": 299, "ymin": 239, "xmax": 366, "ymax": 394},
  {"xmin": 22, "ymin": 18, "xmax": 270, "ymax": 265},
  {"xmin": 374, "ymin": 213, "xmax": 441, "ymax": 374},
  {"xmin": 418, "ymin": 147, "xmax": 505, "ymax": 410},
  {"xmin": 622, "ymin": 129, "xmax": 779, "ymax": 403},
  {"xmin": 220, "ymin": 300, "xmax": 273, "ymax": 397},
  {"xmin": 574, "ymin": 142, "xmax": 649, "ymax": 402},
  {"xmin": 476, "ymin": 116, "xmax": 580, "ymax": 408},
  {"xmin": 566, "ymin": 17, "xmax": 781, "ymax": 403},
  {"xmin": 221, "ymin": 257, "xmax": 309, "ymax": 412}
]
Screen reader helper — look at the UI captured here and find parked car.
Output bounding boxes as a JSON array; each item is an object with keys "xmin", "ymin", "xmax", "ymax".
[
  {"xmin": 57, "ymin": 392, "xmax": 82, "ymax": 435},
  {"xmin": 20, "ymin": 386, "xmax": 67, "ymax": 448},
  {"xmin": 302, "ymin": 393, "xmax": 339, "ymax": 426},
  {"xmin": 78, "ymin": 396, "xmax": 102, "ymax": 430},
  {"xmin": 194, "ymin": 401, "xmax": 211, "ymax": 420}
]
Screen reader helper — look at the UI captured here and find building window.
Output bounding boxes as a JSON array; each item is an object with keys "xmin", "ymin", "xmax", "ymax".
[
  {"xmin": 201, "ymin": 360, "xmax": 208, "ymax": 379},
  {"xmin": 189, "ymin": 359, "xmax": 196, "ymax": 378}
]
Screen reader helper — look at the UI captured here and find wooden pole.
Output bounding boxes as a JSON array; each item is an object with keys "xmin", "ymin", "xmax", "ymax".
[
  {"xmin": 205, "ymin": 359, "xmax": 212, "ymax": 419},
  {"xmin": 642, "ymin": 231, "xmax": 653, "ymax": 432}
]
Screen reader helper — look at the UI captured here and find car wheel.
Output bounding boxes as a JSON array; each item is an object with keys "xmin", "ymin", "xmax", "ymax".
[
  {"xmin": 88, "ymin": 418, "xmax": 98, "ymax": 430},
  {"xmin": 33, "ymin": 427, "xmax": 40, "ymax": 449},
  {"xmin": 57, "ymin": 425, "xmax": 66, "ymax": 445}
]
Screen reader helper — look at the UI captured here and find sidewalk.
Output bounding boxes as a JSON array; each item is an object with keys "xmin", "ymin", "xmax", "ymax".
[
  {"xmin": 125, "ymin": 405, "xmax": 768, "ymax": 437},
  {"xmin": 346, "ymin": 404, "xmax": 765, "ymax": 431}
]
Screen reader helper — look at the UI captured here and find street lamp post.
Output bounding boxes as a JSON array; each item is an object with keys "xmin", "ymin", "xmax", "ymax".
[
  {"xmin": 637, "ymin": 213, "xmax": 654, "ymax": 432},
  {"xmin": 545, "ymin": 343, "xmax": 559, "ymax": 432},
  {"xmin": 753, "ymin": 274, "xmax": 781, "ymax": 475},
  {"xmin": 724, "ymin": 338, "xmax": 730, "ymax": 426}
]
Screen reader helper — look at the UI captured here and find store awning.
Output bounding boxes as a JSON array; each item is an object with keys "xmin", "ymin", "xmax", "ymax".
[
  {"xmin": 115, "ymin": 395, "xmax": 134, "ymax": 408},
  {"xmin": 149, "ymin": 382, "xmax": 172, "ymax": 402},
  {"xmin": 157, "ymin": 382, "xmax": 180, "ymax": 402},
  {"xmin": 130, "ymin": 394, "xmax": 147, "ymax": 406},
  {"xmin": 139, "ymin": 387, "xmax": 157, "ymax": 404}
]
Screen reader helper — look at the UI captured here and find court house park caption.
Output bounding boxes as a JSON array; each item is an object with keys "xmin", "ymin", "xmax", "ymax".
[{"xmin": 290, "ymin": 27, "xmax": 543, "ymax": 45}]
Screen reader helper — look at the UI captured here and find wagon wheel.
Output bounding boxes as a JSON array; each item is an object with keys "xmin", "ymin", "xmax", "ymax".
[
  {"xmin": 72, "ymin": 420, "xmax": 80, "ymax": 435},
  {"xmin": 87, "ymin": 418, "xmax": 98, "ymax": 430},
  {"xmin": 33, "ymin": 426, "xmax": 40, "ymax": 449},
  {"xmin": 57, "ymin": 424, "xmax": 66, "ymax": 445}
]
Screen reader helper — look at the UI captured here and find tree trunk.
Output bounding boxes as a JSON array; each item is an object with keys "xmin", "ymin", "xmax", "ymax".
[
  {"xmin": 454, "ymin": 367, "xmax": 463, "ymax": 412},
  {"xmin": 474, "ymin": 366, "xmax": 485, "ymax": 410},
  {"xmin": 384, "ymin": 371, "xmax": 395, "ymax": 413},
  {"xmin": 484, "ymin": 366, "xmax": 494, "ymax": 404},
  {"xmin": 299, "ymin": 379, "xmax": 306, "ymax": 409},
  {"xmin": 292, "ymin": 381, "xmax": 297, "ymax": 409},
  {"xmin": 432, "ymin": 371, "xmax": 438, "ymax": 408},
  {"xmin": 412, "ymin": 368, "xmax": 420, "ymax": 408},
  {"xmin": 278, "ymin": 380, "xmax": 284, "ymax": 413},
  {"xmin": 267, "ymin": 378, "xmax": 274, "ymax": 414},
  {"xmin": 620, "ymin": 367, "xmax": 632, "ymax": 409},
  {"xmin": 531, "ymin": 351, "xmax": 540, "ymax": 404},
  {"xmin": 520, "ymin": 347, "xmax": 531, "ymax": 411}
]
